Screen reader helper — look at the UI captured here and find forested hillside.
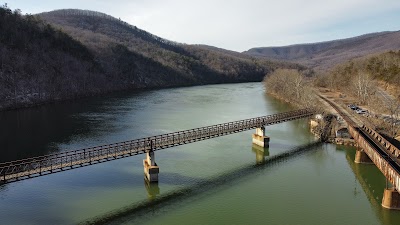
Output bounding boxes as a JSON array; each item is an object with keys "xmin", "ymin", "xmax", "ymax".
[
  {"xmin": 0, "ymin": 5, "xmax": 102, "ymax": 110},
  {"xmin": 317, "ymin": 50, "xmax": 400, "ymax": 100},
  {"xmin": 39, "ymin": 9, "xmax": 300, "ymax": 83},
  {"xmin": 0, "ymin": 6, "xmax": 300, "ymax": 110}
]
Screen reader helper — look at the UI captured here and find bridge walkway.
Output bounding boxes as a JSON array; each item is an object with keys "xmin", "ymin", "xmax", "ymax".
[{"xmin": 0, "ymin": 109, "xmax": 314, "ymax": 184}]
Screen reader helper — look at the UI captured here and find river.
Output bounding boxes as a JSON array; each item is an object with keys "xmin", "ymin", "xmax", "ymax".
[{"xmin": 0, "ymin": 82, "xmax": 399, "ymax": 224}]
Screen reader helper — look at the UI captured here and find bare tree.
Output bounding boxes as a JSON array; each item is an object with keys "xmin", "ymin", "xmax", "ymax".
[
  {"xmin": 264, "ymin": 69, "xmax": 316, "ymax": 108},
  {"xmin": 353, "ymin": 71, "xmax": 375, "ymax": 105},
  {"xmin": 380, "ymin": 94, "xmax": 400, "ymax": 138}
]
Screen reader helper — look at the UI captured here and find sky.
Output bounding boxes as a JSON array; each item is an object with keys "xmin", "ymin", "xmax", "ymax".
[{"xmin": 3, "ymin": 0, "xmax": 400, "ymax": 52}]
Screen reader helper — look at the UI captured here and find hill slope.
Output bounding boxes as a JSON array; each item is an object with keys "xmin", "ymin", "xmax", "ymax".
[
  {"xmin": 244, "ymin": 31, "xmax": 400, "ymax": 70},
  {"xmin": 0, "ymin": 6, "xmax": 102, "ymax": 109},
  {"xmin": 39, "ymin": 9, "xmax": 299, "ymax": 83},
  {"xmin": 0, "ymin": 7, "xmax": 300, "ymax": 110}
]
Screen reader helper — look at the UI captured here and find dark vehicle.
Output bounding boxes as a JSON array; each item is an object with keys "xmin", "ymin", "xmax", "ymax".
[{"xmin": 348, "ymin": 104, "xmax": 359, "ymax": 110}]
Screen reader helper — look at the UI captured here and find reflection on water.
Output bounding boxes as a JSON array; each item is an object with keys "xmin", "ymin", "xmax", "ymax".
[
  {"xmin": 144, "ymin": 180, "xmax": 160, "ymax": 200},
  {"xmin": 83, "ymin": 142, "xmax": 321, "ymax": 225},
  {"xmin": 251, "ymin": 144, "xmax": 269, "ymax": 164},
  {"xmin": 0, "ymin": 92, "xmax": 141, "ymax": 162},
  {"xmin": 342, "ymin": 145, "xmax": 400, "ymax": 225}
]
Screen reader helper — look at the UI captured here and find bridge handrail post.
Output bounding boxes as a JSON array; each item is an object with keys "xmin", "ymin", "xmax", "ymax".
[
  {"xmin": 60, "ymin": 154, "xmax": 63, "ymax": 169},
  {"xmin": 70, "ymin": 152, "xmax": 73, "ymax": 167},
  {"xmin": 38, "ymin": 159, "xmax": 41, "ymax": 175}
]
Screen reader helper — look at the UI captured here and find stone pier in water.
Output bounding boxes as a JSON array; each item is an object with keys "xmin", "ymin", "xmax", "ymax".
[
  {"xmin": 252, "ymin": 127, "xmax": 270, "ymax": 148},
  {"xmin": 143, "ymin": 150, "xmax": 159, "ymax": 182}
]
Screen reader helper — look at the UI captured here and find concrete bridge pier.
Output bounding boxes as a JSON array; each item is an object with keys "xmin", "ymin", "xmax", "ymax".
[
  {"xmin": 143, "ymin": 150, "xmax": 159, "ymax": 182},
  {"xmin": 252, "ymin": 127, "xmax": 270, "ymax": 148},
  {"xmin": 354, "ymin": 148, "xmax": 373, "ymax": 164},
  {"xmin": 382, "ymin": 187, "xmax": 400, "ymax": 210}
]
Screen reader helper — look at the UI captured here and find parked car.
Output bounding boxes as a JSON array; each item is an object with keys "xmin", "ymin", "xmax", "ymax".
[
  {"xmin": 348, "ymin": 104, "xmax": 360, "ymax": 110},
  {"xmin": 356, "ymin": 109, "xmax": 368, "ymax": 114}
]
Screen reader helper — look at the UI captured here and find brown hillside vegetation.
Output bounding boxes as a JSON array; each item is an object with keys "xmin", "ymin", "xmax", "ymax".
[
  {"xmin": 315, "ymin": 51, "xmax": 400, "ymax": 137},
  {"xmin": 0, "ymin": 6, "xmax": 301, "ymax": 110},
  {"xmin": 264, "ymin": 69, "xmax": 316, "ymax": 108},
  {"xmin": 245, "ymin": 31, "xmax": 400, "ymax": 71},
  {"xmin": 39, "ymin": 9, "xmax": 301, "ymax": 83},
  {"xmin": 316, "ymin": 50, "xmax": 400, "ymax": 100},
  {"xmin": 0, "ymin": 5, "xmax": 101, "ymax": 110}
]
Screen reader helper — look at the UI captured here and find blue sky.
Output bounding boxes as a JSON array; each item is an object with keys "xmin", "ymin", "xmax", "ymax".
[{"xmin": 3, "ymin": 0, "xmax": 400, "ymax": 51}]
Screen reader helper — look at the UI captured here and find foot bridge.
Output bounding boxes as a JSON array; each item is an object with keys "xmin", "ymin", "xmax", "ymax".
[
  {"xmin": 0, "ymin": 109, "xmax": 314, "ymax": 184},
  {"xmin": 321, "ymin": 96, "xmax": 400, "ymax": 210}
]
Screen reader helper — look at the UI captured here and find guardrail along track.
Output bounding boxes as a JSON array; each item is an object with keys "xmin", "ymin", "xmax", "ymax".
[
  {"xmin": 319, "ymin": 95, "xmax": 400, "ymax": 192},
  {"xmin": 0, "ymin": 109, "xmax": 314, "ymax": 184}
]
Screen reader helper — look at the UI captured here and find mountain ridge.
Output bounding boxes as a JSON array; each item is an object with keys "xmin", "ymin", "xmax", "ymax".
[{"xmin": 244, "ymin": 30, "xmax": 400, "ymax": 70}]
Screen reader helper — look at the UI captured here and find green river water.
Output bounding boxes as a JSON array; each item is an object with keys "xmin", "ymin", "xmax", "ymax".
[{"xmin": 0, "ymin": 82, "xmax": 399, "ymax": 224}]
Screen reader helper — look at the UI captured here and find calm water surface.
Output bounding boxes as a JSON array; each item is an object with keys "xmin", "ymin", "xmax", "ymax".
[{"xmin": 0, "ymin": 83, "xmax": 399, "ymax": 224}]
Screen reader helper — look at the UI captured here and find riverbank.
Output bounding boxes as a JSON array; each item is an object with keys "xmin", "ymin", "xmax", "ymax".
[{"xmin": 0, "ymin": 80, "xmax": 256, "ymax": 112}]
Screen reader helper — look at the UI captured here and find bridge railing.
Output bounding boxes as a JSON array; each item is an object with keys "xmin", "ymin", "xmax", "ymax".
[
  {"xmin": 0, "ymin": 108, "xmax": 314, "ymax": 183},
  {"xmin": 361, "ymin": 125, "xmax": 400, "ymax": 159},
  {"xmin": 318, "ymin": 94, "xmax": 400, "ymax": 192}
]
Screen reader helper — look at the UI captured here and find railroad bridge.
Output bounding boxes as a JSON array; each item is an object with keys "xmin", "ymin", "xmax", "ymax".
[
  {"xmin": 0, "ymin": 109, "xmax": 314, "ymax": 184},
  {"xmin": 320, "ymin": 95, "xmax": 400, "ymax": 210}
]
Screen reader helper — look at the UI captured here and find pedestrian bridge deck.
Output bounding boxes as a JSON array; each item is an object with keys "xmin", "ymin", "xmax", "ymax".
[{"xmin": 0, "ymin": 109, "xmax": 314, "ymax": 184}]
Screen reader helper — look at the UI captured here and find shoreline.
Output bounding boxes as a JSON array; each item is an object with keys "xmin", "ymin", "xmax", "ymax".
[{"xmin": 0, "ymin": 80, "xmax": 262, "ymax": 112}]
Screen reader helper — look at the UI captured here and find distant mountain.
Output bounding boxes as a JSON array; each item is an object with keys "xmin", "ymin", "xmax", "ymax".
[{"xmin": 244, "ymin": 31, "xmax": 400, "ymax": 70}]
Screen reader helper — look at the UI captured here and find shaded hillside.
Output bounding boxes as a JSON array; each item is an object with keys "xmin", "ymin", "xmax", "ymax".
[
  {"xmin": 39, "ymin": 9, "xmax": 299, "ymax": 83},
  {"xmin": 0, "ymin": 6, "xmax": 198, "ymax": 110},
  {"xmin": 0, "ymin": 6, "xmax": 300, "ymax": 110},
  {"xmin": 244, "ymin": 31, "xmax": 400, "ymax": 70},
  {"xmin": 0, "ymin": 5, "xmax": 101, "ymax": 110}
]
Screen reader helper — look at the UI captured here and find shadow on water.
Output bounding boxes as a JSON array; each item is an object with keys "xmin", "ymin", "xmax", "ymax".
[
  {"xmin": 342, "ymin": 145, "xmax": 400, "ymax": 225},
  {"xmin": 0, "ymin": 90, "xmax": 149, "ymax": 163},
  {"xmin": 0, "ymin": 100, "xmax": 105, "ymax": 162},
  {"xmin": 80, "ymin": 141, "xmax": 322, "ymax": 225}
]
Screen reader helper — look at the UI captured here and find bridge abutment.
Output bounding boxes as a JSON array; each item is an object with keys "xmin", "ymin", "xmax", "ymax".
[
  {"xmin": 382, "ymin": 188, "xmax": 400, "ymax": 210},
  {"xmin": 252, "ymin": 127, "xmax": 270, "ymax": 148},
  {"xmin": 354, "ymin": 148, "xmax": 373, "ymax": 164},
  {"xmin": 143, "ymin": 150, "xmax": 159, "ymax": 182}
]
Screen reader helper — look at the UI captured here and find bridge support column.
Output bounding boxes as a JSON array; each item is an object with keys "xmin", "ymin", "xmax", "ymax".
[
  {"xmin": 354, "ymin": 148, "xmax": 373, "ymax": 164},
  {"xmin": 252, "ymin": 127, "xmax": 270, "ymax": 148},
  {"xmin": 143, "ymin": 150, "xmax": 159, "ymax": 182},
  {"xmin": 382, "ymin": 188, "xmax": 400, "ymax": 210}
]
